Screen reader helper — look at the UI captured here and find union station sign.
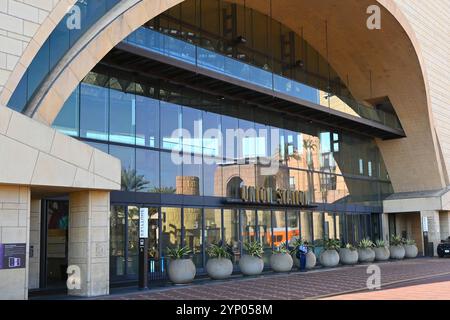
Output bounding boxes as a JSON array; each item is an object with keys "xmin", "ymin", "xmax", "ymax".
[{"xmin": 239, "ymin": 185, "xmax": 310, "ymax": 207}]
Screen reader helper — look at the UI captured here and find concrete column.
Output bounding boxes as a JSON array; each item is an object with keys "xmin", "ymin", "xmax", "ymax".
[
  {"xmin": 28, "ymin": 199, "xmax": 41, "ymax": 290},
  {"xmin": 0, "ymin": 185, "xmax": 30, "ymax": 300},
  {"xmin": 420, "ymin": 210, "xmax": 441, "ymax": 256},
  {"xmin": 439, "ymin": 211, "xmax": 450, "ymax": 240},
  {"xmin": 68, "ymin": 191, "xmax": 110, "ymax": 297}
]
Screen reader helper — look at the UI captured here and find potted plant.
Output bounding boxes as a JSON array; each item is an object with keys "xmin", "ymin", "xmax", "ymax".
[
  {"xmin": 166, "ymin": 246, "xmax": 196, "ymax": 284},
  {"xmin": 291, "ymin": 238, "xmax": 316, "ymax": 269},
  {"xmin": 389, "ymin": 235, "xmax": 406, "ymax": 259},
  {"xmin": 373, "ymin": 240, "xmax": 390, "ymax": 261},
  {"xmin": 339, "ymin": 243, "xmax": 359, "ymax": 265},
  {"xmin": 270, "ymin": 242, "xmax": 293, "ymax": 272},
  {"xmin": 239, "ymin": 241, "xmax": 264, "ymax": 276},
  {"xmin": 357, "ymin": 238, "xmax": 376, "ymax": 263},
  {"xmin": 403, "ymin": 239, "xmax": 418, "ymax": 258},
  {"xmin": 206, "ymin": 243, "xmax": 233, "ymax": 280},
  {"xmin": 319, "ymin": 239, "xmax": 340, "ymax": 268}
]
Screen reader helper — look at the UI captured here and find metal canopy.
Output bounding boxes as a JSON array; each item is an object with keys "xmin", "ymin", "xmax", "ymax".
[{"xmin": 102, "ymin": 42, "xmax": 406, "ymax": 140}]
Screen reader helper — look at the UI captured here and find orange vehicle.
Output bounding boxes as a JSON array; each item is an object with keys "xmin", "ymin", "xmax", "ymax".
[{"xmin": 242, "ymin": 227, "xmax": 300, "ymax": 247}]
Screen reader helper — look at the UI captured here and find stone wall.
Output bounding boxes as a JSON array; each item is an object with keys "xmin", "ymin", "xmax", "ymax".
[{"xmin": 0, "ymin": 185, "xmax": 30, "ymax": 300}]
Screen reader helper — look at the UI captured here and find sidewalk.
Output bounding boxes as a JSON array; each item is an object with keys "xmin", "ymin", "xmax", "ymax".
[{"xmin": 99, "ymin": 258, "xmax": 450, "ymax": 300}]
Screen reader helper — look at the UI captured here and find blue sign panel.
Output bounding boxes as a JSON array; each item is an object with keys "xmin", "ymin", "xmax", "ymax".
[{"xmin": 0, "ymin": 243, "xmax": 26, "ymax": 270}]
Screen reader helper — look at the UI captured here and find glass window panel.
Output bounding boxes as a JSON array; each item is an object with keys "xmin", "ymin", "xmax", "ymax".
[
  {"xmin": 161, "ymin": 102, "xmax": 182, "ymax": 151},
  {"xmin": 182, "ymin": 154, "xmax": 203, "ymax": 196},
  {"xmin": 324, "ymin": 212, "xmax": 336, "ymax": 240},
  {"xmin": 109, "ymin": 145, "xmax": 135, "ymax": 191},
  {"xmin": 272, "ymin": 211, "xmax": 286, "ymax": 248},
  {"xmin": 204, "ymin": 209, "xmax": 222, "ymax": 262},
  {"xmin": 160, "ymin": 151, "xmax": 181, "ymax": 194},
  {"xmin": 287, "ymin": 211, "xmax": 300, "ymax": 245},
  {"xmin": 136, "ymin": 148, "xmax": 159, "ymax": 193},
  {"xmin": 161, "ymin": 207, "xmax": 182, "ymax": 254},
  {"xmin": 49, "ymin": 20, "xmax": 70, "ymax": 70},
  {"xmin": 184, "ymin": 208, "xmax": 203, "ymax": 268},
  {"xmin": 222, "ymin": 115, "xmax": 238, "ymax": 160},
  {"xmin": 241, "ymin": 210, "xmax": 257, "ymax": 244},
  {"xmin": 202, "ymin": 111, "xmax": 222, "ymax": 158},
  {"xmin": 313, "ymin": 211, "xmax": 324, "ymax": 242},
  {"xmin": 223, "ymin": 209, "xmax": 240, "ymax": 265},
  {"xmin": 258, "ymin": 210, "xmax": 272, "ymax": 266},
  {"xmin": 136, "ymin": 95, "xmax": 159, "ymax": 148},
  {"xmin": 204, "ymin": 157, "xmax": 222, "ymax": 197},
  {"xmin": 110, "ymin": 205, "xmax": 126, "ymax": 278},
  {"xmin": 53, "ymin": 85, "xmax": 79, "ymax": 137},
  {"xmin": 27, "ymin": 40, "xmax": 50, "ymax": 102},
  {"xmin": 80, "ymin": 81, "xmax": 109, "ymax": 141},
  {"xmin": 300, "ymin": 211, "xmax": 313, "ymax": 243},
  {"xmin": 109, "ymin": 80, "xmax": 136, "ymax": 145},
  {"xmin": 8, "ymin": 72, "xmax": 28, "ymax": 112},
  {"xmin": 182, "ymin": 107, "xmax": 203, "ymax": 154}
]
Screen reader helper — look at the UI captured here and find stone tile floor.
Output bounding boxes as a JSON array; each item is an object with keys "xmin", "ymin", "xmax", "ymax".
[{"xmin": 101, "ymin": 258, "xmax": 450, "ymax": 300}]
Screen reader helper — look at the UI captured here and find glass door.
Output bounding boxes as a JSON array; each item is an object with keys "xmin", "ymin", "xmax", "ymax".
[{"xmin": 45, "ymin": 200, "xmax": 69, "ymax": 289}]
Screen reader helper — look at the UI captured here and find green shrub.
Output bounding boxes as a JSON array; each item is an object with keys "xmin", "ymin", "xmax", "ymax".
[
  {"xmin": 243, "ymin": 241, "xmax": 264, "ymax": 258},
  {"xmin": 207, "ymin": 244, "xmax": 231, "ymax": 259},
  {"xmin": 375, "ymin": 240, "xmax": 387, "ymax": 248},
  {"xmin": 405, "ymin": 239, "xmax": 416, "ymax": 246},
  {"xmin": 166, "ymin": 246, "xmax": 192, "ymax": 259},
  {"xmin": 273, "ymin": 242, "xmax": 289, "ymax": 254},
  {"xmin": 323, "ymin": 238, "xmax": 341, "ymax": 251},
  {"xmin": 390, "ymin": 235, "xmax": 404, "ymax": 246},
  {"xmin": 358, "ymin": 238, "xmax": 374, "ymax": 249}
]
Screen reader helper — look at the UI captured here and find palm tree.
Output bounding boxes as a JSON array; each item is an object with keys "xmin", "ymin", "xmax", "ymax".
[
  {"xmin": 121, "ymin": 167, "xmax": 150, "ymax": 192},
  {"xmin": 150, "ymin": 187, "xmax": 177, "ymax": 194}
]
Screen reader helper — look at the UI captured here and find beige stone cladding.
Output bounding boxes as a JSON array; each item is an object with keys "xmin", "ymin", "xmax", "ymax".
[{"xmin": 0, "ymin": 185, "xmax": 30, "ymax": 300}]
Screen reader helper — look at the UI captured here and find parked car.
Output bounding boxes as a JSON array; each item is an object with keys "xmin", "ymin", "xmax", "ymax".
[{"xmin": 437, "ymin": 237, "xmax": 450, "ymax": 258}]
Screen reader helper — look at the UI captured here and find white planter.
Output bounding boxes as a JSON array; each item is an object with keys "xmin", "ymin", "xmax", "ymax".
[
  {"xmin": 358, "ymin": 248, "xmax": 375, "ymax": 263},
  {"xmin": 270, "ymin": 253, "xmax": 293, "ymax": 272},
  {"xmin": 292, "ymin": 251, "xmax": 316, "ymax": 269},
  {"xmin": 390, "ymin": 245, "xmax": 406, "ymax": 259},
  {"xmin": 206, "ymin": 258, "xmax": 233, "ymax": 280},
  {"xmin": 319, "ymin": 250, "xmax": 340, "ymax": 267},
  {"xmin": 339, "ymin": 248, "xmax": 359, "ymax": 265},
  {"xmin": 168, "ymin": 259, "xmax": 196, "ymax": 284},
  {"xmin": 239, "ymin": 255, "xmax": 264, "ymax": 276},
  {"xmin": 374, "ymin": 247, "xmax": 390, "ymax": 261},
  {"xmin": 404, "ymin": 245, "xmax": 418, "ymax": 258}
]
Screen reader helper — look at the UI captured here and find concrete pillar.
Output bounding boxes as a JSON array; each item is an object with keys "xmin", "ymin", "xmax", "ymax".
[
  {"xmin": 28, "ymin": 199, "xmax": 41, "ymax": 290},
  {"xmin": 420, "ymin": 210, "xmax": 441, "ymax": 256},
  {"xmin": 68, "ymin": 191, "xmax": 110, "ymax": 297},
  {"xmin": 439, "ymin": 211, "xmax": 450, "ymax": 240},
  {"xmin": 0, "ymin": 185, "xmax": 30, "ymax": 300}
]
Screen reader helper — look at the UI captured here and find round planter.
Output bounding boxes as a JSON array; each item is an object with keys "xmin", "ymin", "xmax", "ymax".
[
  {"xmin": 270, "ymin": 253, "xmax": 293, "ymax": 272},
  {"xmin": 319, "ymin": 250, "xmax": 340, "ymax": 267},
  {"xmin": 168, "ymin": 259, "xmax": 196, "ymax": 284},
  {"xmin": 374, "ymin": 247, "xmax": 390, "ymax": 261},
  {"xmin": 206, "ymin": 258, "xmax": 233, "ymax": 280},
  {"xmin": 404, "ymin": 245, "xmax": 418, "ymax": 258},
  {"xmin": 390, "ymin": 245, "xmax": 406, "ymax": 259},
  {"xmin": 239, "ymin": 255, "xmax": 264, "ymax": 276},
  {"xmin": 358, "ymin": 248, "xmax": 376, "ymax": 263},
  {"xmin": 292, "ymin": 251, "xmax": 316, "ymax": 269},
  {"xmin": 339, "ymin": 248, "xmax": 359, "ymax": 265}
]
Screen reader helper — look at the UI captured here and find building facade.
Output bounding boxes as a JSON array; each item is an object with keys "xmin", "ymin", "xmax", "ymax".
[{"xmin": 0, "ymin": 0, "xmax": 449, "ymax": 299}]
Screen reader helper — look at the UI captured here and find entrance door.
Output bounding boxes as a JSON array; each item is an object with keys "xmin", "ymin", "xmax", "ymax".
[
  {"xmin": 42, "ymin": 200, "xmax": 69, "ymax": 289},
  {"xmin": 147, "ymin": 207, "xmax": 165, "ymax": 281}
]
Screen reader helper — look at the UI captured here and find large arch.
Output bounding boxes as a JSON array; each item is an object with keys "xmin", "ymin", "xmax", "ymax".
[{"xmin": 2, "ymin": 0, "xmax": 445, "ymax": 193}]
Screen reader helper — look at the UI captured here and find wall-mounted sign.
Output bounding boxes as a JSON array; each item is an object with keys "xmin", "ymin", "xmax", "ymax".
[
  {"xmin": 0, "ymin": 243, "xmax": 26, "ymax": 270},
  {"xmin": 422, "ymin": 216, "xmax": 429, "ymax": 232},
  {"xmin": 240, "ymin": 186, "xmax": 309, "ymax": 206},
  {"xmin": 139, "ymin": 208, "xmax": 149, "ymax": 239}
]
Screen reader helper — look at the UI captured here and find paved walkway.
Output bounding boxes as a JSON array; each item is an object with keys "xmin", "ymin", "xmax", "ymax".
[
  {"xmin": 102, "ymin": 258, "xmax": 450, "ymax": 300},
  {"xmin": 324, "ymin": 273, "xmax": 450, "ymax": 300}
]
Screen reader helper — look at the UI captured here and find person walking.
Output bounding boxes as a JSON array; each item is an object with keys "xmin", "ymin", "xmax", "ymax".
[{"xmin": 296, "ymin": 243, "xmax": 308, "ymax": 272}]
